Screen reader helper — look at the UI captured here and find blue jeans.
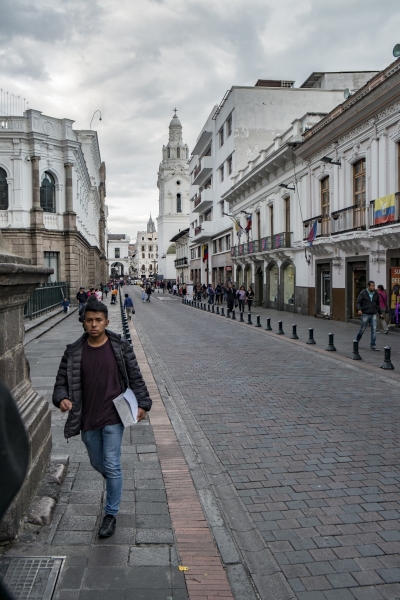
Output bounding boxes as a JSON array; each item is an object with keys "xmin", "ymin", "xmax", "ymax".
[
  {"xmin": 356, "ymin": 313, "xmax": 377, "ymax": 347},
  {"xmin": 81, "ymin": 423, "xmax": 124, "ymax": 516},
  {"xmin": 79, "ymin": 302, "xmax": 86, "ymax": 315}
]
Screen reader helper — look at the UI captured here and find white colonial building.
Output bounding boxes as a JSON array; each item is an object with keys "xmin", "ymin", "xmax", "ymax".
[
  {"xmin": 189, "ymin": 73, "xmax": 378, "ymax": 289},
  {"xmin": 133, "ymin": 215, "xmax": 158, "ymax": 279},
  {"xmin": 0, "ymin": 108, "xmax": 108, "ymax": 288},
  {"xmin": 157, "ymin": 111, "xmax": 190, "ymax": 281},
  {"xmin": 170, "ymin": 228, "xmax": 190, "ymax": 284},
  {"xmin": 223, "ymin": 66, "xmax": 400, "ymax": 322},
  {"xmin": 107, "ymin": 233, "xmax": 130, "ymax": 278}
]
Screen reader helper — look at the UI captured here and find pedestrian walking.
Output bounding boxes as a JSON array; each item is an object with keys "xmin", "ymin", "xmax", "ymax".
[
  {"xmin": 215, "ymin": 283, "xmax": 222, "ymax": 305},
  {"xmin": 103, "ymin": 285, "xmax": 109, "ymax": 298},
  {"xmin": 226, "ymin": 283, "xmax": 236, "ymax": 316},
  {"xmin": 146, "ymin": 284, "xmax": 152, "ymax": 302},
  {"xmin": 95, "ymin": 288, "xmax": 103, "ymax": 301},
  {"xmin": 160, "ymin": 281, "xmax": 165, "ymax": 293},
  {"xmin": 123, "ymin": 294, "xmax": 134, "ymax": 320},
  {"xmin": 110, "ymin": 288, "xmax": 118, "ymax": 304},
  {"xmin": 76, "ymin": 287, "xmax": 88, "ymax": 317},
  {"xmin": 52, "ymin": 299, "xmax": 152, "ymax": 538},
  {"xmin": 246, "ymin": 286, "xmax": 254, "ymax": 313},
  {"xmin": 207, "ymin": 283, "xmax": 215, "ymax": 305},
  {"xmin": 377, "ymin": 284, "xmax": 390, "ymax": 334},
  {"xmin": 237, "ymin": 285, "xmax": 246, "ymax": 313},
  {"xmin": 141, "ymin": 286, "xmax": 146, "ymax": 303},
  {"xmin": 182, "ymin": 283, "xmax": 187, "ymax": 297},
  {"xmin": 61, "ymin": 297, "xmax": 70, "ymax": 313},
  {"xmin": 173, "ymin": 283, "xmax": 177, "ymax": 295},
  {"xmin": 355, "ymin": 280, "xmax": 383, "ymax": 350}
]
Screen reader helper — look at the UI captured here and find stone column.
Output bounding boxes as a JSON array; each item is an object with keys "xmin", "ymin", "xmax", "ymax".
[
  {"xmin": 63, "ymin": 162, "xmax": 78, "ymax": 289},
  {"xmin": 0, "ymin": 239, "xmax": 53, "ymax": 541},
  {"xmin": 30, "ymin": 156, "xmax": 44, "ymax": 264},
  {"xmin": 63, "ymin": 162, "xmax": 76, "ymax": 231}
]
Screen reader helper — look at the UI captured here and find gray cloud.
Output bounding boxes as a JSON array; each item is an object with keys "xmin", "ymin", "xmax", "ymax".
[{"xmin": 1, "ymin": 0, "xmax": 400, "ymax": 238}]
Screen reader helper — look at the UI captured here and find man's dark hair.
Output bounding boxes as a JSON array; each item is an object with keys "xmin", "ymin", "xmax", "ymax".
[
  {"xmin": 367, "ymin": 280, "xmax": 375, "ymax": 286},
  {"xmin": 378, "ymin": 284, "xmax": 384, "ymax": 291},
  {"xmin": 84, "ymin": 297, "xmax": 108, "ymax": 318},
  {"xmin": 125, "ymin": 294, "xmax": 128, "ymax": 298}
]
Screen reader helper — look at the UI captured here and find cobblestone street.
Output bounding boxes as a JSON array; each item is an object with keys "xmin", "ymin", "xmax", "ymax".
[{"xmin": 128, "ymin": 287, "xmax": 400, "ymax": 600}]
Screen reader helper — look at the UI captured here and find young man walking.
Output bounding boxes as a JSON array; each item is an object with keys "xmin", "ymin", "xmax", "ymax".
[
  {"xmin": 52, "ymin": 300, "xmax": 152, "ymax": 537},
  {"xmin": 76, "ymin": 287, "xmax": 88, "ymax": 317},
  {"xmin": 123, "ymin": 293, "xmax": 134, "ymax": 320},
  {"xmin": 355, "ymin": 280, "xmax": 383, "ymax": 351}
]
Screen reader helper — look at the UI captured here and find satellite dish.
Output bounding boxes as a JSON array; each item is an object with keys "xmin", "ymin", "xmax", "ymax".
[
  {"xmin": 344, "ymin": 88, "xmax": 351, "ymax": 99},
  {"xmin": 393, "ymin": 44, "xmax": 400, "ymax": 57}
]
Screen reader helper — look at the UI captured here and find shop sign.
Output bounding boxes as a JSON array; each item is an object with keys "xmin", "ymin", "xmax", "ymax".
[
  {"xmin": 225, "ymin": 266, "xmax": 232, "ymax": 271},
  {"xmin": 390, "ymin": 267, "xmax": 400, "ymax": 310}
]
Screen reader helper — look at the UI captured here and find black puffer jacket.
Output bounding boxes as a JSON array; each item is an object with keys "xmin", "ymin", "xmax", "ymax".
[{"xmin": 52, "ymin": 330, "xmax": 152, "ymax": 439}]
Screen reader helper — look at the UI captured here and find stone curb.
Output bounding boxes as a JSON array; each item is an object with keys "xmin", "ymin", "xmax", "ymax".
[
  {"xmin": 24, "ymin": 308, "xmax": 78, "ymax": 346},
  {"xmin": 26, "ymin": 458, "xmax": 69, "ymax": 528}
]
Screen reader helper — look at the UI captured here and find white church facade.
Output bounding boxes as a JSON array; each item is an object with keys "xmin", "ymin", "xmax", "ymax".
[{"xmin": 156, "ymin": 111, "xmax": 190, "ymax": 280}]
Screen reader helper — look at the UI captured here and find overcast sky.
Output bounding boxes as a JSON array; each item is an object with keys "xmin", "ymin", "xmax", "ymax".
[{"xmin": 1, "ymin": 0, "xmax": 400, "ymax": 239}]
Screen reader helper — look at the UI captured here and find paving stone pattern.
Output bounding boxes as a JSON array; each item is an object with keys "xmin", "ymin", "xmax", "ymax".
[
  {"xmin": 4, "ymin": 299, "xmax": 188, "ymax": 600},
  {"xmin": 130, "ymin": 288, "xmax": 400, "ymax": 600}
]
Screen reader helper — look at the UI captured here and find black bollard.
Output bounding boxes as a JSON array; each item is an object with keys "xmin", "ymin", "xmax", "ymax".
[
  {"xmin": 306, "ymin": 328, "xmax": 316, "ymax": 345},
  {"xmin": 203, "ymin": 303, "xmax": 207, "ymax": 311},
  {"xmin": 352, "ymin": 340, "xmax": 362, "ymax": 360},
  {"xmin": 221, "ymin": 307, "xmax": 225, "ymax": 317},
  {"xmin": 255, "ymin": 315, "xmax": 261, "ymax": 328},
  {"xmin": 247, "ymin": 313, "xmax": 253, "ymax": 325},
  {"xmin": 182, "ymin": 298, "xmax": 184, "ymax": 304},
  {"xmin": 216, "ymin": 306, "xmax": 220, "ymax": 315},
  {"xmin": 290, "ymin": 324, "xmax": 299, "ymax": 340},
  {"xmin": 212, "ymin": 305, "xmax": 215, "ymax": 313},
  {"xmin": 381, "ymin": 346, "xmax": 394, "ymax": 370},
  {"xmin": 231, "ymin": 310, "xmax": 236, "ymax": 321},
  {"xmin": 207, "ymin": 304, "xmax": 210, "ymax": 312},
  {"xmin": 265, "ymin": 317, "xmax": 272, "ymax": 331},
  {"xmin": 226, "ymin": 308, "xmax": 230, "ymax": 318},
  {"xmin": 326, "ymin": 333, "xmax": 336, "ymax": 351},
  {"xmin": 277, "ymin": 321, "xmax": 284, "ymax": 335},
  {"xmin": 240, "ymin": 311, "xmax": 244, "ymax": 322}
]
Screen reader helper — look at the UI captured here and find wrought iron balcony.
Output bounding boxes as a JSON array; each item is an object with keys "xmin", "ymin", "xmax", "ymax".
[
  {"xmin": 174, "ymin": 257, "xmax": 188, "ymax": 267},
  {"xmin": 369, "ymin": 192, "xmax": 400, "ymax": 229},
  {"xmin": 303, "ymin": 215, "xmax": 331, "ymax": 240},
  {"xmin": 230, "ymin": 232, "xmax": 292, "ymax": 257},
  {"xmin": 331, "ymin": 204, "xmax": 366, "ymax": 235}
]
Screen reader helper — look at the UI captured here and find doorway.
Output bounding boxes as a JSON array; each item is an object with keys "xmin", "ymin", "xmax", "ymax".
[
  {"xmin": 321, "ymin": 269, "xmax": 331, "ymax": 313},
  {"xmin": 353, "ymin": 268, "xmax": 366, "ymax": 317},
  {"xmin": 255, "ymin": 266, "xmax": 263, "ymax": 306}
]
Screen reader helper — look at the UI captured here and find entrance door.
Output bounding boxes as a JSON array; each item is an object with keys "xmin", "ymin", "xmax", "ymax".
[
  {"xmin": 256, "ymin": 268, "xmax": 263, "ymax": 306},
  {"xmin": 321, "ymin": 269, "xmax": 331, "ymax": 313},
  {"xmin": 353, "ymin": 268, "xmax": 366, "ymax": 317}
]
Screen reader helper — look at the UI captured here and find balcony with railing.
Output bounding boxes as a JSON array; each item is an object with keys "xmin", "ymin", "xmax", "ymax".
[
  {"xmin": 369, "ymin": 192, "xmax": 400, "ymax": 229},
  {"xmin": 230, "ymin": 232, "xmax": 292, "ymax": 257},
  {"xmin": 174, "ymin": 257, "xmax": 189, "ymax": 267},
  {"xmin": 193, "ymin": 220, "xmax": 213, "ymax": 242},
  {"xmin": 303, "ymin": 216, "xmax": 331, "ymax": 240},
  {"xmin": 331, "ymin": 204, "xmax": 366, "ymax": 235},
  {"xmin": 192, "ymin": 156, "xmax": 213, "ymax": 186},
  {"xmin": 192, "ymin": 188, "xmax": 213, "ymax": 213}
]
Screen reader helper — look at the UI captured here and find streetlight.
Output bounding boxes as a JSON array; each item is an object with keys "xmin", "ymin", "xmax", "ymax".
[{"xmin": 90, "ymin": 110, "xmax": 102, "ymax": 130}]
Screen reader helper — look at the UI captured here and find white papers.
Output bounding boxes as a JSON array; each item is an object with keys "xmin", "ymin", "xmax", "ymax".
[
  {"xmin": 113, "ymin": 388, "xmax": 139, "ymax": 427},
  {"xmin": 123, "ymin": 388, "xmax": 138, "ymax": 423}
]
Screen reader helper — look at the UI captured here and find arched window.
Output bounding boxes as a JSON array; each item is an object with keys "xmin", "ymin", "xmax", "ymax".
[
  {"xmin": 177, "ymin": 193, "xmax": 182, "ymax": 213},
  {"xmin": 177, "ymin": 147, "xmax": 180, "ymax": 158},
  {"xmin": 0, "ymin": 168, "xmax": 8, "ymax": 210},
  {"xmin": 141, "ymin": 265, "xmax": 145, "ymax": 271},
  {"xmin": 40, "ymin": 172, "xmax": 56, "ymax": 213},
  {"xmin": 167, "ymin": 147, "xmax": 170, "ymax": 158}
]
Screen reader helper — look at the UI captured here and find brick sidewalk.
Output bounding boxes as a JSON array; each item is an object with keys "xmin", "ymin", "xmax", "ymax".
[
  {"xmin": 2, "ymin": 299, "xmax": 190, "ymax": 600},
  {"xmin": 129, "ymin": 286, "xmax": 400, "ymax": 600}
]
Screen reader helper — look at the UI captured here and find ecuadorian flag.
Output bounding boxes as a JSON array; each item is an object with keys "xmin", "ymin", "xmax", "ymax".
[{"xmin": 374, "ymin": 194, "xmax": 395, "ymax": 225}]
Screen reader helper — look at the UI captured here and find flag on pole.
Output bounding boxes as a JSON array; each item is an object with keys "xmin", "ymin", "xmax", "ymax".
[
  {"xmin": 203, "ymin": 245, "xmax": 208, "ymax": 263},
  {"xmin": 307, "ymin": 220, "xmax": 318, "ymax": 246},
  {"xmin": 245, "ymin": 214, "xmax": 252, "ymax": 232}
]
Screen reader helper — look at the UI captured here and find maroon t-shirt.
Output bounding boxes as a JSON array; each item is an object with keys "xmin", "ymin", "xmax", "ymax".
[{"xmin": 81, "ymin": 338, "xmax": 123, "ymax": 431}]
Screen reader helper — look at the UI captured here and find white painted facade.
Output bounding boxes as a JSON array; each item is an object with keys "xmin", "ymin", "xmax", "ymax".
[
  {"xmin": 157, "ymin": 113, "xmax": 190, "ymax": 280},
  {"xmin": 107, "ymin": 233, "xmax": 130, "ymax": 277},
  {"xmin": 223, "ymin": 66, "xmax": 400, "ymax": 322},
  {"xmin": 189, "ymin": 74, "xmax": 378, "ymax": 288},
  {"xmin": 133, "ymin": 216, "xmax": 158, "ymax": 279},
  {"xmin": 0, "ymin": 109, "xmax": 102, "ymax": 247},
  {"xmin": 170, "ymin": 228, "xmax": 190, "ymax": 283}
]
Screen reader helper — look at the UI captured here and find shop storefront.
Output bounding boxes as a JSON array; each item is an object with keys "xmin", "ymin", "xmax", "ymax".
[
  {"xmin": 282, "ymin": 262, "xmax": 295, "ymax": 312},
  {"xmin": 267, "ymin": 262, "xmax": 278, "ymax": 309}
]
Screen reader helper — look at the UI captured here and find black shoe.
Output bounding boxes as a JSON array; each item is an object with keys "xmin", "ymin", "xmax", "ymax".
[
  {"xmin": 370, "ymin": 346, "xmax": 380, "ymax": 351},
  {"xmin": 98, "ymin": 514, "xmax": 116, "ymax": 537}
]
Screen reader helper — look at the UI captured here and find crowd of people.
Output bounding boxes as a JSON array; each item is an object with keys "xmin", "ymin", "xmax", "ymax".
[{"xmin": 186, "ymin": 282, "xmax": 254, "ymax": 314}]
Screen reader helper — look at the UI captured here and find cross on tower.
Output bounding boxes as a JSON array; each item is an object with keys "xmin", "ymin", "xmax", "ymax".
[{"xmin": 173, "ymin": 108, "xmax": 178, "ymax": 117}]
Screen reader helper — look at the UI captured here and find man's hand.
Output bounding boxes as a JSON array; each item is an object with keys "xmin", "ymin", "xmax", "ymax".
[
  {"xmin": 137, "ymin": 408, "xmax": 147, "ymax": 422},
  {"xmin": 358, "ymin": 310, "xmax": 362, "ymax": 316},
  {"xmin": 59, "ymin": 399, "xmax": 72, "ymax": 412}
]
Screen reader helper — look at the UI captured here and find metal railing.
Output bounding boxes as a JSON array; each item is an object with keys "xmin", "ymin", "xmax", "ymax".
[
  {"xmin": 303, "ymin": 216, "xmax": 331, "ymax": 240},
  {"xmin": 194, "ymin": 195, "xmax": 201, "ymax": 208},
  {"xmin": 331, "ymin": 204, "xmax": 366, "ymax": 234},
  {"xmin": 231, "ymin": 232, "xmax": 292, "ymax": 257},
  {"xmin": 24, "ymin": 281, "xmax": 69, "ymax": 320},
  {"xmin": 369, "ymin": 192, "xmax": 400, "ymax": 229},
  {"xmin": 174, "ymin": 257, "xmax": 188, "ymax": 267}
]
